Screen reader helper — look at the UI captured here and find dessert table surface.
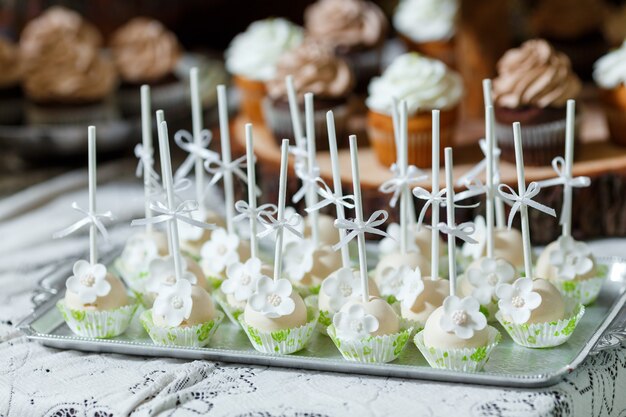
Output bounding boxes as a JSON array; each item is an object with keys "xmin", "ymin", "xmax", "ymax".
[{"xmin": 1, "ymin": 171, "xmax": 626, "ymax": 417}]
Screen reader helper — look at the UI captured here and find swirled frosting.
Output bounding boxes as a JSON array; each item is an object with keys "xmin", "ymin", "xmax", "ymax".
[
  {"xmin": 393, "ymin": 0, "xmax": 458, "ymax": 42},
  {"xmin": 110, "ymin": 17, "xmax": 181, "ymax": 83},
  {"xmin": 366, "ymin": 52, "xmax": 463, "ymax": 114},
  {"xmin": 304, "ymin": 0, "xmax": 387, "ymax": 50},
  {"xmin": 594, "ymin": 40, "xmax": 626, "ymax": 89},
  {"xmin": 265, "ymin": 40, "xmax": 354, "ymax": 101},
  {"xmin": 493, "ymin": 39, "xmax": 581, "ymax": 109},
  {"xmin": 0, "ymin": 37, "xmax": 21, "ymax": 88},
  {"xmin": 226, "ymin": 18, "xmax": 303, "ymax": 81}
]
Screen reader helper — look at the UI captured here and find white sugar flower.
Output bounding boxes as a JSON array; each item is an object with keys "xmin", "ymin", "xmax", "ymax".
[
  {"xmin": 222, "ymin": 257, "xmax": 265, "ymax": 302},
  {"xmin": 146, "ymin": 256, "xmax": 196, "ymax": 294},
  {"xmin": 496, "ymin": 277, "xmax": 542, "ymax": 325},
  {"xmin": 283, "ymin": 239, "xmax": 316, "ymax": 282},
  {"xmin": 395, "ymin": 265, "xmax": 425, "ymax": 309},
  {"xmin": 378, "ymin": 223, "xmax": 418, "ymax": 255},
  {"xmin": 439, "ymin": 295, "xmax": 487, "ymax": 339},
  {"xmin": 66, "ymin": 260, "xmax": 111, "ymax": 303},
  {"xmin": 333, "ymin": 301, "xmax": 379, "ymax": 340},
  {"xmin": 466, "ymin": 257, "xmax": 516, "ymax": 305},
  {"xmin": 379, "ymin": 264, "xmax": 423, "ymax": 299},
  {"xmin": 549, "ymin": 236, "xmax": 594, "ymax": 281},
  {"xmin": 461, "ymin": 215, "xmax": 486, "ymax": 261},
  {"xmin": 320, "ymin": 267, "xmax": 363, "ymax": 311},
  {"xmin": 152, "ymin": 278, "xmax": 193, "ymax": 327},
  {"xmin": 119, "ymin": 234, "xmax": 159, "ymax": 274},
  {"xmin": 200, "ymin": 227, "xmax": 241, "ymax": 276},
  {"xmin": 248, "ymin": 277, "xmax": 296, "ymax": 318}
]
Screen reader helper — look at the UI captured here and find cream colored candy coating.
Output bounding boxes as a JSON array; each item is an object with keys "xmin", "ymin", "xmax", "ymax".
[
  {"xmin": 65, "ymin": 273, "xmax": 129, "ymax": 311},
  {"xmin": 243, "ymin": 290, "xmax": 308, "ymax": 332},
  {"xmin": 152, "ymin": 285, "xmax": 217, "ymax": 327},
  {"xmin": 352, "ymin": 297, "xmax": 400, "ymax": 336},
  {"xmin": 413, "ymin": 226, "xmax": 445, "ymax": 259},
  {"xmin": 423, "ymin": 306, "xmax": 489, "ymax": 349},
  {"xmin": 180, "ymin": 210, "xmax": 226, "ymax": 256},
  {"xmin": 373, "ymin": 251, "xmax": 431, "ymax": 288},
  {"xmin": 523, "ymin": 278, "xmax": 565, "ymax": 324},
  {"xmin": 305, "ymin": 214, "xmax": 340, "ymax": 247},
  {"xmin": 400, "ymin": 277, "xmax": 448, "ymax": 324},
  {"xmin": 493, "ymin": 228, "xmax": 525, "ymax": 269},
  {"xmin": 297, "ymin": 245, "xmax": 343, "ymax": 287},
  {"xmin": 535, "ymin": 239, "xmax": 597, "ymax": 282}
]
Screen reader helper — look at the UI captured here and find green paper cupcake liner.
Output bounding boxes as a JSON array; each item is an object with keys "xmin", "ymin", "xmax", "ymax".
[
  {"xmin": 496, "ymin": 300, "xmax": 585, "ymax": 348},
  {"xmin": 213, "ymin": 290, "xmax": 245, "ymax": 326},
  {"xmin": 57, "ymin": 299, "xmax": 138, "ymax": 339},
  {"xmin": 238, "ymin": 307, "xmax": 319, "ymax": 354},
  {"xmin": 414, "ymin": 326, "xmax": 501, "ymax": 372},
  {"xmin": 140, "ymin": 310, "xmax": 224, "ymax": 347},
  {"xmin": 327, "ymin": 324, "xmax": 413, "ymax": 364},
  {"xmin": 553, "ymin": 275, "xmax": 606, "ymax": 306}
]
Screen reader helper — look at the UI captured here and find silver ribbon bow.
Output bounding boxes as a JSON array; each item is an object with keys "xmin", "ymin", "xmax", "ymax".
[
  {"xmin": 256, "ymin": 210, "xmax": 304, "ymax": 239},
  {"xmin": 435, "ymin": 222, "xmax": 478, "ymax": 244},
  {"xmin": 497, "ymin": 182, "xmax": 557, "ymax": 229},
  {"xmin": 412, "ymin": 187, "xmax": 480, "ymax": 228},
  {"xmin": 174, "ymin": 129, "xmax": 219, "ymax": 180},
  {"xmin": 456, "ymin": 138, "xmax": 502, "ymax": 187},
  {"xmin": 379, "ymin": 164, "xmax": 428, "ymax": 207},
  {"xmin": 53, "ymin": 202, "xmax": 115, "ymax": 241},
  {"xmin": 292, "ymin": 161, "xmax": 321, "ymax": 204},
  {"xmin": 134, "ymin": 144, "xmax": 159, "ymax": 180},
  {"xmin": 131, "ymin": 200, "xmax": 216, "ymax": 230},
  {"xmin": 305, "ymin": 177, "xmax": 355, "ymax": 213},
  {"xmin": 147, "ymin": 177, "xmax": 192, "ymax": 203},
  {"xmin": 332, "ymin": 210, "xmax": 391, "ymax": 251},
  {"xmin": 233, "ymin": 200, "xmax": 278, "ymax": 223}
]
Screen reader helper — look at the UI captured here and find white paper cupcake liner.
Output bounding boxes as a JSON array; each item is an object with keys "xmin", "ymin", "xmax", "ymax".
[
  {"xmin": 57, "ymin": 300, "xmax": 138, "ymax": 339},
  {"xmin": 496, "ymin": 301, "xmax": 585, "ymax": 348},
  {"xmin": 304, "ymin": 295, "xmax": 333, "ymax": 336},
  {"xmin": 238, "ymin": 307, "xmax": 319, "ymax": 354},
  {"xmin": 414, "ymin": 326, "xmax": 501, "ymax": 372},
  {"xmin": 553, "ymin": 275, "xmax": 606, "ymax": 306},
  {"xmin": 213, "ymin": 290, "xmax": 245, "ymax": 326},
  {"xmin": 327, "ymin": 324, "xmax": 413, "ymax": 364},
  {"xmin": 140, "ymin": 310, "xmax": 224, "ymax": 348}
]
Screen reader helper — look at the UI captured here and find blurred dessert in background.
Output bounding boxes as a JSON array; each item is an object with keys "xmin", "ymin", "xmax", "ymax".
[{"xmin": 0, "ymin": 36, "xmax": 23, "ymax": 125}]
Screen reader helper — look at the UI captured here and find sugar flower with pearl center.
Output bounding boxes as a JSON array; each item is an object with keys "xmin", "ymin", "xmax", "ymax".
[
  {"xmin": 496, "ymin": 277, "xmax": 542, "ymax": 324},
  {"xmin": 549, "ymin": 235, "xmax": 594, "ymax": 281},
  {"xmin": 466, "ymin": 257, "xmax": 516, "ymax": 305},
  {"xmin": 222, "ymin": 257, "xmax": 265, "ymax": 302},
  {"xmin": 439, "ymin": 295, "xmax": 487, "ymax": 339},
  {"xmin": 66, "ymin": 260, "xmax": 111, "ymax": 303},
  {"xmin": 145, "ymin": 256, "xmax": 197, "ymax": 294},
  {"xmin": 333, "ymin": 302, "xmax": 380, "ymax": 340},
  {"xmin": 200, "ymin": 227, "xmax": 241, "ymax": 276},
  {"xmin": 152, "ymin": 278, "xmax": 193, "ymax": 327},
  {"xmin": 395, "ymin": 265, "xmax": 426, "ymax": 309},
  {"xmin": 283, "ymin": 239, "xmax": 316, "ymax": 282},
  {"xmin": 320, "ymin": 267, "xmax": 364, "ymax": 311},
  {"xmin": 248, "ymin": 276, "xmax": 296, "ymax": 318}
]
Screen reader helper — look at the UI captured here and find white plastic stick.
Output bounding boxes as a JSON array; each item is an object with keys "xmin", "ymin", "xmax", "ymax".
[
  {"xmin": 155, "ymin": 110, "xmax": 173, "ymax": 255},
  {"xmin": 190, "ymin": 67, "xmax": 205, "ymax": 210},
  {"xmin": 431, "ymin": 110, "xmax": 440, "ymax": 280},
  {"xmin": 444, "ymin": 147, "xmax": 456, "ymax": 296},
  {"xmin": 482, "ymin": 79, "xmax": 493, "ymax": 108},
  {"xmin": 158, "ymin": 120, "xmax": 184, "ymax": 281},
  {"xmin": 485, "ymin": 106, "xmax": 495, "ymax": 258},
  {"xmin": 245, "ymin": 123, "xmax": 258, "ymax": 259},
  {"xmin": 399, "ymin": 100, "xmax": 408, "ymax": 254},
  {"xmin": 349, "ymin": 135, "xmax": 370, "ymax": 302},
  {"xmin": 392, "ymin": 97, "xmax": 416, "ymax": 226},
  {"xmin": 88, "ymin": 126, "xmax": 97, "ymax": 265},
  {"xmin": 327, "ymin": 111, "xmax": 350, "ymax": 268},
  {"xmin": 483, "ymin": 79, "xmax": 506, "ymax": 228},
  {"xmin": 304, "ymin": 93, "xmax": 319, "ymax": 246},
  {"xmin": 513, "ymin": 122, "xmax": 533, "ymax": 280},
  {"xmin": 563, "ymin": 99, "xmax": 575, "ymax": 237},
  {"xmin": 275, "ymin": 139, "xmax": 290, "ymax": 282},
  {"xmin": 286, "ymin": 75, "xmax": 305, "ymax": 152},
  {"xmin": 140, "ymin": 85, "xmax": 153, "ymax": 232},
  {"xmin": 217, "ymin": 85, "xmax": 235, "ymax": 234}
]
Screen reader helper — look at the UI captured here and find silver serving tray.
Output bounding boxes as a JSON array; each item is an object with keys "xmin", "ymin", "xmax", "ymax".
[{"xmin": 17, "ymin": 255, "xmax": 626, "ymax": 388}]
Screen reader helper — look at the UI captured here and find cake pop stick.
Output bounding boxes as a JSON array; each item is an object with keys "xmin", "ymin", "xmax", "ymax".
[
  {"xmin": 485, "ymin": 106, "xmax": 495, "ymax": 259},
  {"xmin": 513, "ymin": 123, "xmax": 533, "ymax": 279},
  {"xmin": 274, "ymin": 139, "xmax": 290, "ymax": 282},
  {"xmin": 391, "ymin": 97, "xmax": 417, "ymax": 226},
  {"xmin": 88, "ymin": 126, "xmax": 98, "ymax": 265},
  {"xmin": 155, "ymin": 109, "xmax": 174, "ymax": 255},
  {"xmin": 217, "ymin": 85, "xmax": 235, "ymax": 234},
  {"xmin": 245, "ymin": 123, "xmax": 259, "ymax": 259},
  {"xmin": 190, "ymin": 67, "xmax": 205, "ymax": 210},
  {"xmin": 327, "ymin": 111, "xmax": 351, "ymax": 268},
  {"xmin": 483, "ymin": 79, "xmax": 506, "ymax": 229},
  {"xmin": 304, "ymin": 92, "xmax": 319, "ymax": 246},
  {"xmin": 140, "ymin": 85, "xmax": 154, "ymax": 233},
  {"xmin": 399, "ymin": 101, "xmax": 409, "ymax": 254},
  {"xmin": 444, "ymin": 147, "xmax": 457, "ymax": 296},
  {"xmin": 286, "ymin": 75, "xmax": 305, "ymax": 155},
  {"xmin": 562, "ymin": 100, "xmax": 575, "ymax": 237},
  {"xmin": 431, "ymin": 110, "xmax": 440, "ymax": 280}
]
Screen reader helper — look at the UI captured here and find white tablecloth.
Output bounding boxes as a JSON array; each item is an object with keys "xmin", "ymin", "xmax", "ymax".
[{"xmin": 1, "ymin": 176, "xmax": 626, "ymax": 417}]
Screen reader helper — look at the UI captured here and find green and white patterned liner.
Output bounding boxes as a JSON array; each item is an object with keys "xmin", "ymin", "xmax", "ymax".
[
  {"xmin": 238, "ymin": 307, "xmax": 319, "ymax": 354},
  {"xmin": 57, "ymin": 299, "xmax": 138, "ymax": 339},
  {"xmin": 304, "ymin": 295, "xmax": 333, "ymax": 336},
  {"xmin": 213, "ymin": 290, "xmax": 245, "ymax": 326},
  {"xmin": 496, "ymin": 300, "xmax": 585, "ymax": 348},
  {"xmin": 140, "ymin": 310, "xmax": 224, "ymax": 347},
  {"xmin": 292, "ymin": 282, "xmax": 321, "ymax": 298},
  {"xmin": 327, "ymin": 324, "xmax": 414, "ymax": 364},
  {"xmin": 552, "ymin": 266, "xmax": 607, "ymax": 306},
  {"xmin": 113, "ymin": 258, "xmax": 148, "ymax": 294},
  {"xmin": 414, "ymin": 326, "xmax": 501, "ymax": 372}
]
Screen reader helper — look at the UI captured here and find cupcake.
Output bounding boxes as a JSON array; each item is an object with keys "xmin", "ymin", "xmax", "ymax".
[
  {"xmin": 366, "ymin": 52, "xmax": 462, "ymax": 168},
  {"xmin": 304, "ymin": 0, "xmax": 387, "ymax": 90},
  {"xmin": 393, "ymin": 0, "xmax": 458, "ymax": 67},
  {"xmin": 263, "ymin": 39, "xmax": 355, "ymax": 150},
  {"xmin": 492, "ymin": 39, "xmax": 582, "ymax": 166},
  {"xmin": 535, "ymin": 236, "xmax": 607, "ymax": 305},
  {"xmin": 57, "ymin": 260, "xmax": 137, "ymax": 339},
  {"xmin": 19, "ymin": 7, "xmax": 118, "ymax": 125},
  {"xmin": 110, "ymin": 17, "xmax": 182, "ymax": 117},
  {"xmin": 593, "ymin": 40, "xmax": 626, "ymax": 146},
  {"xmin": 0, "ymin": 37, "xmax": 23, "ymax": 124},
  {"xmin": 226, "ymin": 18, "xmax": 303, "ymax": 123}
]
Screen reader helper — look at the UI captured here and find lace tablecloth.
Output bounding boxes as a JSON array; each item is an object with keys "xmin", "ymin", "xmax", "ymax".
[{"xmin": 1, "ymin": 177, "xmax": 626, "ymax": 417}]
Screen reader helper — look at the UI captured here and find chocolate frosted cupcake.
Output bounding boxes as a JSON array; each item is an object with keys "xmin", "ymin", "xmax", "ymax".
[
  {"xmin": 493, "ymin": 39, "xmax": 581, "ymax": 166},
  {"xmin": 110, "ymin": 17, "xmax": 182, "ymax": 116},
  {"xmin": 0, "ymin": 37, "xmax": 23, "ymax": 124},
  {"xmin": 594, "ymin": 41, "xmax": 626, "ymax": 146},
  {"xmin": 304, "ymin": 0, "xmax": 387, "ymax": 91},
  {"xmin": 263, "ymin": 40, "xmax": 354, "ymax": 150},
  {"xmin": 226, "ymin": 18, "xmax": 303, "ymax": 124},
  {"xmin": 19, "ymin": 7, "xmax": 118, "ymax": 125}
]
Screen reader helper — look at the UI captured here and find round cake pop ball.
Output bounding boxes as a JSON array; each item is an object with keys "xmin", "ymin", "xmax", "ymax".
[
  {"xmin": 289, "ymin": 244, "xmax": 343, "ymax": 287},
  {"xmin": 413, "ymin": 226, "xmax": 446, "ymax": 259},
  {"xmin": 65, "ymin": 273, "xmax": 129, "ymax": 311},
  {"xmin": 337, "ymin": 297, "xmax": 400, "ymax": 336},
  {"xmin": 318, "ymin": 269, "xmax": 381, "ymax": 314},
  {"xmin": 493, "ymin": 227, "xmax": 525, "ymax": 269},
  {"xmin": 225, "ymin": 262, "xmax": 274, "ymax": 310},
  {"xmin": 180, "ymin": 210, "xmax": 227, "ymax": 255},
  {"xmin": 423, "ymin": 305, "xmax": 490, "ymax": 349},
  {"xmin": 243, "ymin": 290, "xmax": 308, "ymax": 332},
  {"xmin": 535, "ymin": 238, "xmax": 597, "ymax": 283},
  {"xmin": 521, "ymin": 278, "xmax": 566, "ymax": 324},
  {"xmin": 400, "ymin": 278, "xmax": 448, "ymax": 324},
  {"xmin": 374, "ymin": 251, "xmax": 430, "ymax": 290},
  {"xmin": 184, "ymin": 255, "xmax": 210, "ymax": 291},
  {"xmin": 305, "ymin": 213, "xmax": 340, "ymax": 247},
  {"xmin": 153, "ymin": 284, "xmax": 217, "ymax": 327}
]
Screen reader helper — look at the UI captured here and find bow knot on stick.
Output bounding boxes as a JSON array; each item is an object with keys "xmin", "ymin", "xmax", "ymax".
[
  {"xmin": 147, "ymin": 177, "xmax": 191, "ymax": 203},
  {"xmin": 131, "ymin": 200, "xmax": 216, "ymax": 230},
  {"xmin": 412, "ymin": 187, "xmax": 480, "ymax": 228},
  {"xmin": 456, "ymin": 138, "xmax": 502, "ymax": 187},
  {"xmin": 332, "ymin": 210, "xmax": 391, "ymax": 251},
  {"xmin": 134, "ymin": 144, "xmax": 159, "ymax": 180},
  {"xmin": 292, "ymin": 161, "xmax": 321, "ymax": 204},
  {"xmin": 497, "ymin": 182, "xmax": 557, "ymax": 229},
  {"xmin": 256, "ymin": 210, "xmax": 304, "ymax": 239},
  {"xmin": 53, "ymin": 202, "xmax": 115, "ymax": 241},
  {"xmin": 305, "ymin": 177, "xmax": 355, "ymax": 213},
  {"xmin": 173, "ymin": 129, "xmax": 219, "ymax": 180},
  {"xmin": 433, "ymin": 222, "xmax": 478, "ymax": 244},
  {"xmin": 233, "ymin": 200, "xmax": 278, "ymax": 223},
  {"xmin": 379, "ymin": 164, "xmax": 428, "ymax": 207}
]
